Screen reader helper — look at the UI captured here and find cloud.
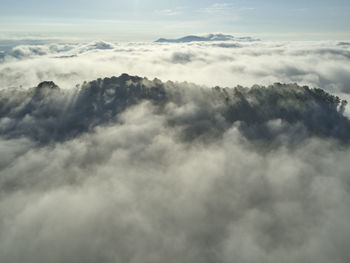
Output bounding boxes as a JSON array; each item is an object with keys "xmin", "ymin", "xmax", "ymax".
[
  {"xmin": 1, "ymin": 40, "xmax": 350, "ymax": 262},
  {"xmin": 1, "ymin": 40, "xmax": 349, "ymax": 98},
  {"xmin": 199, "ymin": 3, "xmax": 235, "ymax": 14},
  {"xmin": 338, "ymin": 41, "xmax": 350, "ymax": 47},
  {"xmin": 77, "ymin": 41, "xmax": 116, "ymax": 53},
  {"xmin": 0, "ymin": 75, "xmax": 350, "ymax": 263},
  {"xmin": 5, "ymin": 43, "xmax": 74, "ymax": 59},
  {"xmin": 170, "ymin": 51, "xmax": 196, "ymax": 63},
  {"xmin": 155, "ymin": 8, "xmax": 184, "ymax": 16}
]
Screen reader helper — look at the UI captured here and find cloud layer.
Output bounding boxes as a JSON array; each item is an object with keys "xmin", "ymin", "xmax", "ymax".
[
  {"xmin": 1, "ymin": 40, "xmax": 350, "ymax": 96},
  {"xmin": 1, "ymin": 74, "xmax": 350, "ymax": 263}
]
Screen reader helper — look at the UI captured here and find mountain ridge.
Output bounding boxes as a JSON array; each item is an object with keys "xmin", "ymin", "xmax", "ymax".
[
  {"xmin": 155, "ymin": 33, "xmax": 260, "ymax": 43},
  {"xmin": 0, "ymin": 74, "xmax": 348, "ymax": 145}
]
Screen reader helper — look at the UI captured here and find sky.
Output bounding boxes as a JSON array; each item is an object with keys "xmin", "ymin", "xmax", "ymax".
[{"xmin": 0, "ymin": 0, "xmax": 349, "ymax": 41}]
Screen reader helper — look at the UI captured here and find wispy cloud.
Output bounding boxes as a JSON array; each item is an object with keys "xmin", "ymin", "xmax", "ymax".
[
  {"xmin": 199, "ymin": 3, "xmax": 235, "ymax": 14},
  {"xmin": 155, "ymin": 7, "xmax": 184, "ymax": 16}
]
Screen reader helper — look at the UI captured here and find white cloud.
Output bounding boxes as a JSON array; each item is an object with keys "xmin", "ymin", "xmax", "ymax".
[
  {"xmin": 1, "ymin": 39, "xmax": 349, "ymax": 97},
  {"xmin": 155, "ymin": 7, "xmax": 184, "ymax": 16},
  {"xmin": 0, "ymin": 97, "xmax": 349, "ymax": 262}
]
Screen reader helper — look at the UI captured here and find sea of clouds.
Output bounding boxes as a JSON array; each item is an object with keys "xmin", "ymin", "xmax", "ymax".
[
  {"xmin": 1, "ymin": 39, "xmax": 350, "ymax": 263},
  {"xmin": 1, "ymin": 39, "xmax": 350, "ymax": 93}
]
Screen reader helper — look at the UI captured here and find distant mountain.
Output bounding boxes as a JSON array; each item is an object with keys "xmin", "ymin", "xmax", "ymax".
[{"xmin": 155, "ymin": 34, "xmax": 260, "ymax": 43}]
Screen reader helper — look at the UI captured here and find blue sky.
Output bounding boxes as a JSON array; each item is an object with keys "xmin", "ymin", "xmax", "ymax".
[{"xmin": 0, "ymin": 0, "xmax": 349, "ymax": 40}]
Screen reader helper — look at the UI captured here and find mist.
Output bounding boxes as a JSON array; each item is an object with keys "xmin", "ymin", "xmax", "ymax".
[
  {"xmin": 1, "ymin": 40, "xmax": 350, "ymax": 95},
  {"xmin": 1, "ymin": 73, "xmax": 350, "ymax": 263}
]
